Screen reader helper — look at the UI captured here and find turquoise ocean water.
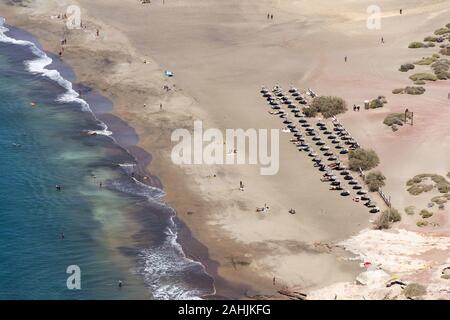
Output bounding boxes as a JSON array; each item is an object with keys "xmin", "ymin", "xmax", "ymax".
[{"xmin": 0, "ymin": 19, "xmax": 213, "ymax": 299}]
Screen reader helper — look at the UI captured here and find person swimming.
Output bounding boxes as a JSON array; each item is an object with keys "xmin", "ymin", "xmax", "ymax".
[{"xmin": 55, "ymin": 185, "xmax": 62, "ymax": 191}]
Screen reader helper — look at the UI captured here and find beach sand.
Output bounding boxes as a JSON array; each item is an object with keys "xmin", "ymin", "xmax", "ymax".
[{"xmin": 2, "ymin": 0, "xmax": 449, "ymax": 299}]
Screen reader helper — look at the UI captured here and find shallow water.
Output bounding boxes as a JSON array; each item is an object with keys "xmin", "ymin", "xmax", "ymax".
[{"xmin": 0, "ymin": 19, "xmax": 214, "ymax": 299}]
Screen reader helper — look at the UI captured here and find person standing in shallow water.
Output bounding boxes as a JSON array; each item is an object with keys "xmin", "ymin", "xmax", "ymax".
[{"xmin": 271, "ymin": 14, "xmax": 273, "ymax": 20}]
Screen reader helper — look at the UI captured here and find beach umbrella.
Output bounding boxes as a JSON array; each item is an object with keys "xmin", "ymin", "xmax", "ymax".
[
  {"xmin": 357, "ymin": 190, "xmax": 368, "ymax": 195},
  {"xmin": 331, "ymin": 181, "xmax": 341, "ymax": 186},
  {"xmin": 316, "ymin": 141, "xmax": 325, "ymax": 146},
  {"xmin": 301, "ymin": 123, "xmax": 311, "ymax": 128},
  {"xmin": 292, "ymin": 109, "xmax": 300, "ymax": 113},
  {"xmin": 348, "ymin": 180, "xmax": 358, "ymax": 185},
  {"xmin": 308, "ymin": 152, "xmax": 318, "ymax": 157},
  {"xmin": 369, "ymin": 207, "xmax": 380, "ymax": 214},
  {"xmin": 299, "ymin": 118, "xmax": 307, "ymax": 123},
  {"xmin": 340, "ymin": 190, "xmax": 350, "ymax": 196},
  {"xmin": 271, "ymin": 105, "xmax": 280, "ymax": 110},
  {"xmin": 312, "ymin": 136, "xmax": 321, "ymax": 141},
  {"xmin": 361, "ymin": 196, "xmax": 370, "ymax": 201},
  {"xmin": 344, "ymin": 175, "xmax": 354, "ymax": 181},
  {"xmin": 324, "ymin": 151, "xmax": 333, "ymax": 156},
  {"xmin": 320, "ymin": 146, "xmax": 330, "ymax": 151},
  {"xmin": 287, "ymin": 124, "xmax": 296, "ymax": 129},
  {"xmin": 290, "ymin": 128, "xmax": 299, "ymax": 133},
  {"xmin": 327, "ymin": 135, "xmax": 337, "ymax": 139},
  {"xmin": 289, "ymin": 87, "xmax": 298, "ymax": 93},
  {"xmin": 328, "ymin": 156, "xmax": 337, "ymax": 161},
  {"xmin": 340, "ymin": 149, "xmax": 348, "ymax": 154},
  {"xmin": 283, "ymin": 119, "xmax": 292, "ymax": 124},
  {"xmin": 352, "ymin": 184, "xmax": 362, "ymax": 190}
]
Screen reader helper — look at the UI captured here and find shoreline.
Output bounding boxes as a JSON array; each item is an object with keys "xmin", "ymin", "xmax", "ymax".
[{"xmin": 2, "ymin": 20, "xmax": 227, "ymax": 299}]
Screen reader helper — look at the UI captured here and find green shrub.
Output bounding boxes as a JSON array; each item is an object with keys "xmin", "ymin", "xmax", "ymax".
[
  {"xmin": 403, "ymin": 283, "xmax": 426, "ymax": 298},
  {"xmin": 413, "ymin": 80, "xmax": 426, "ymax": 85},
  {"xmin": 365, "ymin": 171, "xmax": 386, "ymax": 191},
  {"xmin": 383, "ymin": 113, "xmax": 405, "ymax": 126},
  {"xmin": 408, "ymin": 42, "xmax": 425, "ymax": 48},
  {"xmin": 424, "ymin": 36, "xmax": 438, "ymax": 42},
  {"xmin": 434, "ymin": 28, "xmax": 450, "ymax": 35},
  {"xmin": 374, "ymin": 208, "xmax": 401, "ymax": 229},
  {"xmin": 399, "ymin": 63, "xmax": 415, "ymax": 72},
  {"xmin": 404, "ymin": 86, "xmax": 425, "ymax": 95},
  {"xmin": 409, "ymin": 73, "xmax": 438, "ymax": 81},
  {"xmin": 437, "ymin": 182, "xmax": 450, "ymax": 193},
  {"xmin": 369, "ymin": 96, "xmax": 387, "ymax": 109},
  {"xmin": 415, "ymin": 56, "xmax": 438, "ymax": 65},
  {"xmin": 348, "ymin": 148, "xmax": 380, "ymax": 171},
  {"xmin": 405, "ymin": 206, "xmax": 416, "ymax": 215},
  {"xmin": 416, "ymin": 220, "xmax": 428, "ymax": 227},
  {"xmin": 420, "ymin": 209, "xmax": 433, "ymax": 218},
  {"xmin": 431, "ymin": 195, "xmax": 448, "ymax": 205},
  {"xmin": 310, "ymin": 96, "xmax": 348, "ymax": 118},
  {"xmin": 302, "ymin": 107, "xmax": 317, "ymax": 117},
  {"xmin": 386, "ymin": 208, "xmax": 401, "ymax": 222},
  {"xmin": 407, "ymin": 184, "xmax": 433, "ymax": 195}
]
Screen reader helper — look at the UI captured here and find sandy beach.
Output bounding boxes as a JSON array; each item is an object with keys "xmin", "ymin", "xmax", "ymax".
[{"xmin": 2, "ymin": 0, "xmax": 449, "ymax": 299}]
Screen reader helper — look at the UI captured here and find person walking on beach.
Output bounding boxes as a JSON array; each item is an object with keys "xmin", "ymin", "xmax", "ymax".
[
  {"xmin": 344, "ymin": 56, "xmax": 347, "ymax": 62},
  {"xmin": 400, "ymin": 9, "xmax": 403, "ymax": 15},
  {"xmin": 273, "ymin": 276, "xmax": 276, "ymax": 285},
  {"xmin": 270, "ymin": 14, "xmax": 273, "ymax": 20},
  {"xmin": 118, "ymin": 280, "xmax": 123, "ymax": 288},
  {"xmin": 267, "ymin": 13, "xmax": 270, "ymax": 20},
  {"xmin": 381, "ymin": 37, "xmax": 384, "ymax": 44},
  {"xmin": 96, "ymin": 29, "xmax": 99, "ymax": 37},
  {"xmin": 160, "ymin": 103, "xmax": 163, "ymax": 110}
]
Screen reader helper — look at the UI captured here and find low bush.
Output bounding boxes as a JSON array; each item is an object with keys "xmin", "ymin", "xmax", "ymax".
[
  {"xmin": 420, "ymin": 209, "xmax": 433, "ymax": 218},
  {"xmin": 310, "ymin": 96, "xmax": 348, "ymax": 118},
  {"xmin": 408, "ymin": 42, "xmax": 425, "ymax": 48},
  {"xmin": 405, "ymin": 206, "xmax": 416, "ymax": 215},
  {"xmin": 434, "ymin": 28, "xmax": 450, "ymax": 35},
  {"xmin": 369, "ymin": 96, "xmax": 387, "ymax": 109},
  {"xmin": 416, "ymin": 220, "xmax": 428, "ymax": 227},
  {"xmin": 365, "ymin": 171, "xmax": 386, "ymax": 191},
  {"xmin": 399, "ymin": 63, "xmax": 415, "ymax": 72},
  {"xmin": 405, "ymin": 86, "xmax": 426, "ymax": 95},
  {"xmin": 383, "ymin": 113, "xmax": 405, "ymax": 126},
  {"xmin": 374, "ymin": 208, "xmax": 401, "ymax": 229},
  {"xmin": 348, "ymin": 148, "xmax": 380, "ymax": 171},
  {"xmin": 409, "ymin": 73, "xmax": 438, "ymax": 81},
  {"xmin": 407, "ymin": 184, "xmax": 433, "ymax": 195}
]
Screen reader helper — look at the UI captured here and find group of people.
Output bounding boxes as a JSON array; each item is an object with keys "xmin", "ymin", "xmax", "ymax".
[
  {"xmin": 267, "ymin": 13, "xmax": 274, "ymax": 20},
  {"xmin": 352, "ymin": 104, "xmax": 361, "ymax": 112}
]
